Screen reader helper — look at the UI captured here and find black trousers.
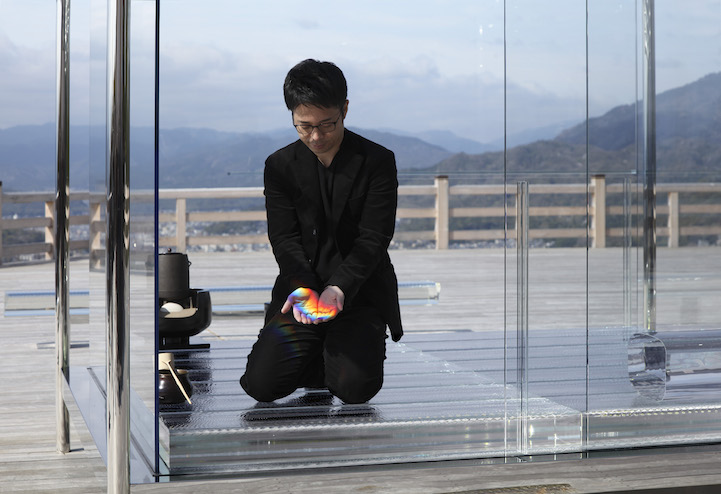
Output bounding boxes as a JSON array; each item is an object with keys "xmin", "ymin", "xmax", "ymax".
[{"xmin": 240, "ymin": 306, "xmax": 387, "ymax": 404}]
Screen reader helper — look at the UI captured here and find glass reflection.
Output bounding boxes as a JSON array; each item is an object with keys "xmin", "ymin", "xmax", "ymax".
[
  {"xmin": 48, "ymin": 0, "xmax": 721, "ymax": 479},
  {"xmin": 154, "ymin": 0, "xmax": 535, "ymax": 475},
  {"xmin": 586, "ymin": 0, "xmax": 721, "ymax": 450}
]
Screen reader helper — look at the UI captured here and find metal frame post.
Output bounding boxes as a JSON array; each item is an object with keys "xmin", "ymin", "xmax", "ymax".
[
  {"xmin": 106, "ymin": 0, "xmax": 131, "ymax": 492},
  {"xmin": 55, "ymin": 0, "xmax": 71, "ymax": 455},
  {"xmin": 642, "ymin": 0, "xmax": 657, "ymax": 333}
]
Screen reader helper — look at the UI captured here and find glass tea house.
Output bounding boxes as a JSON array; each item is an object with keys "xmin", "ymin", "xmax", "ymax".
[{"xmin": 3, "ymin": 0, "xmax": 720, "ymax": 490}]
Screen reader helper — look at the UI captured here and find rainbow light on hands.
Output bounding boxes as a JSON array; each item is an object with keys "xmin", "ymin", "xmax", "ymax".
[{"xmin": 286, "ymin": 287, "xmax": 338, "ymax": 323}]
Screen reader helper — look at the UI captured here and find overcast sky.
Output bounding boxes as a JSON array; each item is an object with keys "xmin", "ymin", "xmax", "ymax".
[{"xmin": 1, "ymin": 0, "xmax": 720, "ymax": 143}]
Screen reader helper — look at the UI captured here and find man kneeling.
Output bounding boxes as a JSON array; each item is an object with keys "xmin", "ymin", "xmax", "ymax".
[{"xmin": 240, "ymin": 59, "xmax": 403, "ymax": 404}]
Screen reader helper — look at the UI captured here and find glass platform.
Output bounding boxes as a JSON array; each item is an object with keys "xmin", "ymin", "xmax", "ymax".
[
  {"xmin": 69, "ymin": 327, "xmax": 721, "ymax": 480},
  {"xmin": 157, "ymin": 331, "xmax": 582, "ymax": 476}
]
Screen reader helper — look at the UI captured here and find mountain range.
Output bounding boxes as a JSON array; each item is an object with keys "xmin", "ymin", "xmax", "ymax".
[
  {"xmin": 1, "ymin": 71, "xmax": 719, "ymax": 194},
  {"xmin": 417, "ymin": 72, "xmax": 721, "ymax": 182}
]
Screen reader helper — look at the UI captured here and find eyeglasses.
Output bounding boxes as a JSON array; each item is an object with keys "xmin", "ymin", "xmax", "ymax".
[{"xmin": 293, "ymin": 113, "xmax": 342, "ymax": 136}]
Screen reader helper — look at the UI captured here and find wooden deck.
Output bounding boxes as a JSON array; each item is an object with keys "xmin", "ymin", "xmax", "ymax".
[{"xmin": 2, "ymin": 247, "xmax": 721, "ymax": 493}]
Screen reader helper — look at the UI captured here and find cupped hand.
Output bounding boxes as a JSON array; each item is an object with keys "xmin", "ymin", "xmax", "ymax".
[
  {"xmin": 280, "ymin": 286, "xmax": 344, "ymax": 324},
  {"xmin": 281, "ymin": 287, "xmax": 320, "ymax": 324},
  {"xmin": 315, "ymin": 285, "xmax": 344, "ymax": 323}
]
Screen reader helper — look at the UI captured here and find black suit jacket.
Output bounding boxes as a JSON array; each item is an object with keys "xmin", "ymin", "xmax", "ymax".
[{"xmin": 263, "ymin": 129, "xmax": 403, "ymax": 341}]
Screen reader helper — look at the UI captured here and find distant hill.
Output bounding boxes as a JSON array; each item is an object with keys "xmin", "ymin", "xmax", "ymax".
[
  {"xmin": 384, "ymin": 122, "xmax": 579, "ymax": 153},
  {"xmin": 556, "ymin": 72, "xmax": 721, "ymax": 150},
  {"xmin": 153, "ymin": 127, "xmax": 453, "ymax": 188},
  {"xmin": 0, "ymin": 123, "xmax": 89, "ymax": 192},
  {"xmin": 352, "ymin": 129, "xmax": 452, "ymax": 169},
  {"xmin": 0, "ymin": 125, "xmax": 453, "ymax": 191},
  {"xmin": 1, "ymin": 71, "xmax": 719, "ymax": 193},
  {"xmin": 416, "ymin": 72, "xmax": 721, "ymax": 183},
  {"xmin": 380, "ymin": 128, "xmax": 494, "ymax": 154}
]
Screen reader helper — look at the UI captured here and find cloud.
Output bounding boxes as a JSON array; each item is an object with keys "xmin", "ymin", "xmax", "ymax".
[
  {"xmin": 153, "ymin": 42, "xmax": 590, "ymax": 145},
  {"xmin": 2, "ymin": 0, "xmax": 720, "ymax": 143},
  {"xmin": 0, "ymin": 31, "xmax": 55, "ymax": 128},
  {"xmin": 158, "ymin": 44, "xmax": 289, "ymax": 131},
  {"xmin": 296, "ymin": 19, "xmax": 320, "ymax": 30},
  {"xmin": 353, "ymin": 55, "xmax": 442, "ymax": 81},
  {"xmin": 349, "ymin": 61, "xmax": 585, "ymax": 143}
]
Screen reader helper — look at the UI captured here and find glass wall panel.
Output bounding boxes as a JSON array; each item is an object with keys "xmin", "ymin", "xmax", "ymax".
[
  {"xmin": 78, "ymin": 0, "xmax": 159, "ymax": 481},
  {"xmin": 585, "ymin": 1, "xmax": 721, "ymax": 451},
  {"xmin": 504, "ymin": 0, "xmax": 588, "ymax": 455},
  {"xmin": 128, "ymin": 0, "xmax": 158, "ymax": 477},
  {"xmin": 653, "ymin": 0, "xmax": 721, "ymax": 323},
  {"xmin": 585, "ymin": 0, "xmax": 643, "ymax": 434},
  {"xmin": 156, "ymin": 0, "xmax": 523, "ymax": 476},
  {"xmin": 70, "ymin": 0, "xmax": 110, "ymax": 466},
  {"xmin": 67, "ymin": 0, "xmax": 92, "ymax": 380},
  {"xmin": 55, "ymin": 0, "xmax": 721, "ymax": 482}
]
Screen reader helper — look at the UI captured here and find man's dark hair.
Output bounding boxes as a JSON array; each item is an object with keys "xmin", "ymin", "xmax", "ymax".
[{"xmin": 283, "ymin": 59, "xmax": 347, "ymax": 112}]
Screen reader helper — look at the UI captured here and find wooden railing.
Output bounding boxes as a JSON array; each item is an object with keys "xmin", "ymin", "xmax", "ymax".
[
  {"xmin": 1, "ymin": 177, "xmax": 720, "ymax": 265},
  {"xmin": 0, "ymin": 183, "xmax": 92, "ymax": 264}
]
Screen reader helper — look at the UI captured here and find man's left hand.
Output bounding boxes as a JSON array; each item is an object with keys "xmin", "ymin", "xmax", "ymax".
[{"xmin": 314, "ymin": 285, "xmax": 344, "ymax": 324}]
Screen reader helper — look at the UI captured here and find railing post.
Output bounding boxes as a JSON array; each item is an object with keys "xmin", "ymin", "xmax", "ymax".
[
  {"xmin": 435, "ymin": 175, "xmax": 449, "ymax": 250},
  {"xmin": 90, "ymin": 200, "xmax": 104, "ymax": 269},
  {"xmin": 591, "ymin": 175, "xmax": 607, "ymax": 248},
  {"xmin": 667, "ymin": 191, "xmax": 679, "ymax": 248},
  {"xmin": 176, "ymin": 197, "xmax": 187, "ymax": 252},
  {"xmin": 45, "ymin": 200, "xmax": 56, "ymax": 260}
]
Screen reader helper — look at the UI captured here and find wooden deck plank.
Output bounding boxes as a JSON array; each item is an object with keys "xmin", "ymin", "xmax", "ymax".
[{"xmin": 1, "ymin": 248, "xmax": 720, "ymax": 492}]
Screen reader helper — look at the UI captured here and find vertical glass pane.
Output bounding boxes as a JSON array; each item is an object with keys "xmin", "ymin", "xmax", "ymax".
[
  {"xmin": 585, "ymin": 0, "xmax": 643, "ymax": 447},
  {"xmin": 65, "ymin": 0, "xmax": 93, "ymax": 462},
  {"xmin": 586, "ymin": 1, "xmax": 721, "ymax": 450},
  {"xmin": 654, "ymin": 1, "xmax": 721, "ymax": 324},
  {"xmin": 128, "ymin": 0, "xmax": 158, "ymax": 477},
  {"xmin": 80, "ymin": 0, "xmax": 109, "ymax": 463},
  {"xmin": 83, "ymin": 0, "xmax": 159, "ymax": 480},
  {"xmin": 157, "ymin": 0, "xmax": 513, "ymax": 476},
  {"xmin": 67, "ymin": 0, "xmax": 91, "ymax": 375},
  {"xmin": 504, "ymin": 0, "xmax": 587, "ymax": 455},
  {"xmin": 0, "ymin": 0, "xmax": 92, "ymax": 459}
]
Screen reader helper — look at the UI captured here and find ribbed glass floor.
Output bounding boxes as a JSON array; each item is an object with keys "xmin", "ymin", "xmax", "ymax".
[
  {"xmin": 70, "ymin": 327, "xmax": 721, "ymax": 479},
  {"xmin": 158, "ymin": 331, "xmax": 583, "ymax": 475}
]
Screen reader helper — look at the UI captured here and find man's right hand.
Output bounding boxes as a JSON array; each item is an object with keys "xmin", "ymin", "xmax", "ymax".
[
  {"xmin": 281, "ymin": 287, "xmax": 319, "ymax": 324},
  {"xmin": 281, "ymin": 287, "xmax": 340, "ymax": 324}
]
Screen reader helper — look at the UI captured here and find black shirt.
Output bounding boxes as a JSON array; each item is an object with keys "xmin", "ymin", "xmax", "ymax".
[{"xmin": 315, "ymin": 159, "xmax": 342, "ymax": 286}]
